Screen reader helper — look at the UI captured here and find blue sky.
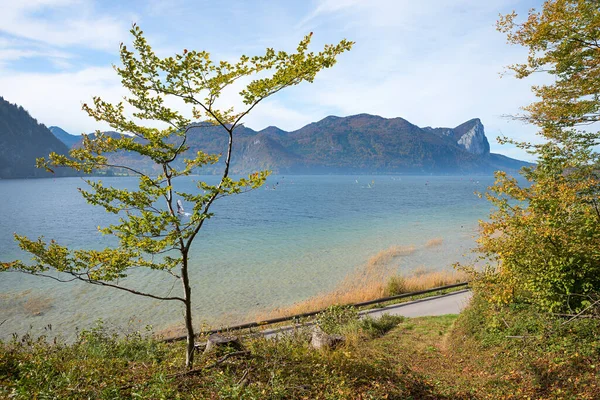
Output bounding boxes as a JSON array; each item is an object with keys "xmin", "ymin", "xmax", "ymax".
[{"xmin": 0, "ymin": 0, "xmax": 546, "ymax": 160}]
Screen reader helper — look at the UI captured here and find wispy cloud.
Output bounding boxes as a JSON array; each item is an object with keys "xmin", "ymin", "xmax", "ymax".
[
  {"xmin": 0, "ymin": 37, "xmax": 73, "ymax": 68},
  {"xmin": 0, "ymin": 0, "xmax": 129, "ymax": 51}
]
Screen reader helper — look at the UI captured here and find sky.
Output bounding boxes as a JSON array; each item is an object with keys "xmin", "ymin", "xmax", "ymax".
[{"xmin": 0, "ymin": 0, "xmax": 547, "ymax": 161}]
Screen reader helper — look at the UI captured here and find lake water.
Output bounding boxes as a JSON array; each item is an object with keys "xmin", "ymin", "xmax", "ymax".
[{"xmin": 0, "ymin": 175, "xmax": 493, "ymax": 340}]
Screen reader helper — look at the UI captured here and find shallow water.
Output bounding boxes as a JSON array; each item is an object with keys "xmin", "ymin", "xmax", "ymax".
[{"xmin": 0, "ymin": 175, "xmax": 493, "ymax": 340}]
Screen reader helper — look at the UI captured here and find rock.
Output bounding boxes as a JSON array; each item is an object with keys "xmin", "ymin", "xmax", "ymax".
[
  {"xmin": 310, "ymin": 326, "xmax": 344, "ymax": 350},
  {"xmin": 203, "ymin": 333, "xmax": 243, "ymax": 354},
  {"xmin": 453, "ymin": 118, "xmax": 490, "ymax": 155}
]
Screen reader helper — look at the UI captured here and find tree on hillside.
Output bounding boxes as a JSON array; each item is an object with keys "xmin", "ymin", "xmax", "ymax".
[
  {"xmin": 0, "ymin": 25, "xmax": 353, "ymax": 368},
  {"xmin": 472, "ymin": 0, "xmax": 600, "ymax": 312}
]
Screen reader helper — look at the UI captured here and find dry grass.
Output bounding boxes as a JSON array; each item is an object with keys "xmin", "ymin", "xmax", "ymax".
[
  {"xmin": 385, "ymin": 270, "xmax": 467, "ymax": 296},
  {"xmin": 425, "ymin": 238, "xmax": 444, "ymax": 248},
  {"xmin": 155, "ymin": 325, "xmax": 186, "ymax": 340},
  {"xmin": 254, "ymin": 244, "xmax": 466, "ymax": 321},
  {"xmin": 367, "ymin": 245, "xmax": 415, "ymax": 266}
]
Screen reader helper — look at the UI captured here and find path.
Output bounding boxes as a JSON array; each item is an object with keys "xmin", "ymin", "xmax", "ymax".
[
  {"xmin": 259, "ymin": 289, "xmax": 473, "ymax": 339},
  {"xmin": 361, "ymin": 289, "xmax": 472, "ymax": 319}
]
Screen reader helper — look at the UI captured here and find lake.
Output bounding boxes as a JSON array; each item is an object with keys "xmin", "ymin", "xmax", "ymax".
[{"xmin": 0, "ymin": 175, "xmax": 493, "ymax": 340}]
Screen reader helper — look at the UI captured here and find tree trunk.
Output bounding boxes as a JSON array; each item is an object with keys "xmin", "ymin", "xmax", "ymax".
[{"xmin": 181, "ymin": 255, "xmax": 195, "ymax": 369}]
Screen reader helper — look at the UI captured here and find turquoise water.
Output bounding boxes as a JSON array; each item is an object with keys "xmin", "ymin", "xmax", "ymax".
[{"xmin": 0, "ymin": 175, "xmax": 492, "ymax": 340}]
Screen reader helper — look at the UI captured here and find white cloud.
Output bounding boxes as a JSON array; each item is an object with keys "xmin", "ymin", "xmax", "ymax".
[
  {"xmin": 243, "ymin": 99, "xmax": 318, "ymax": 132},
  {"xmin": 0, "ymin": 0, "xmax": 129, "ymax": 51},
  {"xmin": 0, "ymin": 0, "xmax": 549, "ymax": 162},
  {"xmin": 0, "ymin": 66, "xmax": 124, "ymax": 134},
  {"xmin": 0, "ymin": 37, "xmax": 73, "ymax": 68}
]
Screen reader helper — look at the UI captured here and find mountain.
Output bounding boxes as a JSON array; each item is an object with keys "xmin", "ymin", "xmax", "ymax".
[
  {"xmin": 268, "ymin": 114, "xmax": 485, "ymax": 173},
  {"xmin": 192, "ymin": 114, "xmax": 527, "ymax": 174},
  {"xmin": 55, "ymin": 114, "xmax": 531, "ymax": 175},
  {"xmin": 424, "ymin": 118, "xmax": 490, "ymax": 155},
  {"xmin": 49, "ymin": 126, "xmax": 81, "ymax": 148},
  {"xmin": 0, "ymin": 97, "xmax": 75, "ymax": 179}
]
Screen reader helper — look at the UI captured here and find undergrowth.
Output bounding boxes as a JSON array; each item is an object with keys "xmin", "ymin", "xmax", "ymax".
[
  {"xmin": 450, "ymin": 294, "xmax": 600, "ymax": 399},
  {"xmin": 0, "ymin": 312, "xmax": 406, "ymax": 399},
  {"xmin": 3, "ymin": 296, "xmax": 597, "ymax": 399}
]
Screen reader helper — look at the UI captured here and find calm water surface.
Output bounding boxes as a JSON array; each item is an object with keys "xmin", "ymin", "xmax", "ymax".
[{"xmin": 0, "ymin": 175, "xmax": 492, "ymax": 340}]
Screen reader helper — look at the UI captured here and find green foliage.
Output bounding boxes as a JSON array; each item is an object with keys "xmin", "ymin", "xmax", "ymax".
[
  {"xmin": 75, "ymin": 320, "xmax": 167, "ymax": 362},
  {"xmin": 0, "ymin": 323, "xmax": 174, "ymax": 399},
  {"xmin": 497, "ymin": 0, "xmax": 600, "ymax": 128},
  {"xmin": 315, "ymin": 305, "xmax": 404, "ymax": 339},
  {"xmin": 386, "ymin": 276, "xmax": 407, "ymax": 295},
  {"xmin": 360, "ymin": 314, "xmax": 405, "ymax": 338},
  {"xmin": 316, "ymin": 305, "xmax": 359, "ymax": 335},
  {"xmin": 453, "ymin": 296, "xmax": 600, "ymax": 399},
  {"xmin": 0, "ymin": 323, "xmax": 408, "ymax": 399},
  {"xmin": 3, "ymin": 311, "xmax": 596, "ymax": 399}
]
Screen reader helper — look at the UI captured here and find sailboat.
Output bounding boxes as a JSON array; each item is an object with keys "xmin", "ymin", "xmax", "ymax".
[{"xmin": 177, "ymin": 200, "xmax": 191, "ymax": 217}]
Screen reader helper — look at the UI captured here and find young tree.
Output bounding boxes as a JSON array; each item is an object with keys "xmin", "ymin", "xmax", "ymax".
[
  {"xmin": 1, "ymin": 25, "xmax": 353, "ymax": 368},
  {"xmin": 473, "ymin": 0, "xmax": 600, "ymax": 312}
]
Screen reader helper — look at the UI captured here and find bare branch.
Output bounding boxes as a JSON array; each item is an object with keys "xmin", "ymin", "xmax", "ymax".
[
  {"xmin": 562, "ymin": 299, "xmax": 600, "ymax": 325},
  {"xmin": 18, "ymin": 270, "xmax": 184, "ymax": 302}
]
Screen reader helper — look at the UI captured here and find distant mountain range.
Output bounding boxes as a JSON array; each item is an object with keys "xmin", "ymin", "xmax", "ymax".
[
  {"xmin": 48, "ymin": 126, "xmax": 80, "ymax": 148},
  {"xmin": 0, "ymin": 97, "xmax": 75, "ymax": 179},
  {"xmin": 0, "ymin": 96, "xmax": 531, "ymax": 179},
  {"xmin": 55, "ymin": 114, "xmax": 530, "ymax": 175}
]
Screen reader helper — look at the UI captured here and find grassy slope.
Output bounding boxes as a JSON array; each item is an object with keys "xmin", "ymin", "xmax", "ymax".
[{"xmin": 1, "ymin": 308, "xmax": 599, "ymax": 399}]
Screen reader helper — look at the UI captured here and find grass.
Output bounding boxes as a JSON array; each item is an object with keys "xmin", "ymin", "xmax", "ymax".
[
  {"xmin": 1, "ymin": 314, "xmax": 409, "ymax": 399},
  {"xmin": 253, "ymin": 268, "xmax": 467, "ymax": 321},
  {"xmin": 2, "ymin": 297, "xmax": 599, "ymax": 399}
]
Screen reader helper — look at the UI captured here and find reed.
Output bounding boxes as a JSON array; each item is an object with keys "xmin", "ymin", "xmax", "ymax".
[
  {"xmin": 254, "ymin": 245, "xmax": 466, "ymax": 321},
  {"xmin": 425, "ymin": 238, "xmax": 444, "ymax": 247},
  {"xmin": 385, "ymin": 270, "xmax": 467, "ymax": 296}
]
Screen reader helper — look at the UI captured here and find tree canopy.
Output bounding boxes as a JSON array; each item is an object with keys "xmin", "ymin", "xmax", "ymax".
[{"xmin": 473, "ymin": 0, "xmax": 600, "ymax": 313}]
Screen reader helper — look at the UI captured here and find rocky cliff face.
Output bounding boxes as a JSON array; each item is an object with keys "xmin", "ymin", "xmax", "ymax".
[
  {"xmin": 424, "ymin": 118, "xmax": 490, "ymax": 155},
  {"xmin": 453, "ymin": 119, "xmax": 490, "ymax": 155}
]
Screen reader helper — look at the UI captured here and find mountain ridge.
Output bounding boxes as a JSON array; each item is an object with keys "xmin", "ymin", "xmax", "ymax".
[
  {"xmin": 46, "ymin": 113, "xmax": 532, "ymax": 175},
  {"xmin": 0, "ymin": 97, "xmax": 75, "ymax": 179},
  {"xmin": 48, "ymin": 126, "xmax": 81, "ymax": 149}
]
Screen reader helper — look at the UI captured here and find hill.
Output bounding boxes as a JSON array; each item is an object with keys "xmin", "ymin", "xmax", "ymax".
[
  {"xmin": 49, "ymin": 126, "xmax": 81, "ymax": 148},
  {"xmin": 0, "ymin": 97, "xmax": 75, "ymax": 179},
  {"xmin": 55, "ymin": 114, "xmax": 531, "ymax": 175},
  {"xmin": 184, "ymin": 114, "xmax": 530, "ymax": 174}
]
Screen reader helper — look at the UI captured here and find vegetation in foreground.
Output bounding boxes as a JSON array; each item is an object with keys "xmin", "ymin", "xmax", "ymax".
[{"xmin": 2, "ymin": 296, "xmax": 599, "ymax": 399}]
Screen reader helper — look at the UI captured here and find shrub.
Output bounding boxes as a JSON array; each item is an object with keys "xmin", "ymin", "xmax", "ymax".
[
  {"xmin": 316, "ymin": 305, "xmax": 359, "ymax": 335},
  {"xmin": 360, "ymin": 314, "xmax": 405, "ymax": 338}
]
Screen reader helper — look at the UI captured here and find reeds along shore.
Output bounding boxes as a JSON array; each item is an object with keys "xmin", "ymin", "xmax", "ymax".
[
  {"xmin": 254, "ymin": 241, "xmax": 467, "ymax": 321},
  {"xmin": 158, "ymin": 240, "xmax": 466, "ymax": 338}
]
